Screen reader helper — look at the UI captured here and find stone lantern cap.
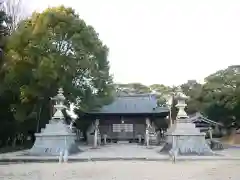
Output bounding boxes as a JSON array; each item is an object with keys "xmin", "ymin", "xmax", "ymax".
[
  {"xmin": 52, "ymin": 88, "xmax": 66, "ymax": 101},
  {"xmin": 175, "ymin": 89, "xmax": 189, "ymax": 100}
]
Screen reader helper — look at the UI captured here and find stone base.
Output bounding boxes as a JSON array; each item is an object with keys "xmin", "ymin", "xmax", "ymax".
[
  {"xmin": 208, "ymin": 139, "xmax": 224, "ymax": 150},
  {"xmin": 160, "ymin": 135, "xmax": 215, "ymax": 156},
  {"xmin": 149, "ymin": 134, "xmax": 158, "ymax": 145},
  {"xmin": 161, "ymin": 120, "xmax": 219, "ymax": 156},
  {"xmin": 160, "ymin": 143, "xmax": 172, "ymax": 153},
  {"xmin": 28, "ymin": 135, "xmax": 81, "ymax": 156},
  {"xmin": 27, "ymin": 120, "xmax": 82, "ymax": 156},
  {"xmin": 86, "ymin": 134, "xmax": 101, "ymax": 146}
]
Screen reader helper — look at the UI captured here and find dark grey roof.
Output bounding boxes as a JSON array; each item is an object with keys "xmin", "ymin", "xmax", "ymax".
[
  {"xmin": 90, "ymin": 94, "xmax": 169, "ymax": 114},
  {"xmin": 189, "ymin": 112, "xmax": 224, "ymax": 126}
]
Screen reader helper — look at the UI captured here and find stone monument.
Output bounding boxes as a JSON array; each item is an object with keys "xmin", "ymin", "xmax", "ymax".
[
  {"xmin": 86, "ymin": 119, "xmax": 101, "ymax": 147},
  {"xmin": 145, "ymin": 118, "xmax": 158, "ymax": 146},
  {"xmin": 28, "ymin": 88, "xmax": 80, "ymax": 156},
  {"xmin": 93, "ymin": 119, "xmax": 100, "ymax": 148},
  {"xmin": 145, "ymin": 118, "xmax": 150, "ymax": 147},
  {"xmin": 160, "ymin": 89, "xmax": 214, "ymax": 155}
]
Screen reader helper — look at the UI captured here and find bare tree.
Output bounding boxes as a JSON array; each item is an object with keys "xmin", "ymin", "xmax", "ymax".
[{"xmin": 1, "ymin": 0, "xmax": 24, "ymax": 33}]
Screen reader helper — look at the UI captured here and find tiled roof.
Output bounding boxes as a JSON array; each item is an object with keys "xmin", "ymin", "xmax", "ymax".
[
  {"xmin": 90, "ymin": 94, "xmax": 169, "ymax": 114},
  {"xmin": 189, "ymin": 112, "xmax": 224, "ymax": 126}
]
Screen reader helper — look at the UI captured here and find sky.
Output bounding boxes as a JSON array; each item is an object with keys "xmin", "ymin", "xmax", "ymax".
[{"xmin": 22, "ymin": 0, "xmax": 240, "ymax": 86}]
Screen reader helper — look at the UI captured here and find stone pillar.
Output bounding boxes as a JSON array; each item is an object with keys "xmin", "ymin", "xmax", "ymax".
[
  {"xmin": 63, "ymin": 149, "xmax": 69, "ymax": 163},
  {"xmin": 146, "ymin": 129, "xmax": 149, "ymax": 147},
  {"xmin": 93, "ymin": 119, "xmax": 99, "ymax": 148},
  {"xmin": 137, "ymin": 134, "xmax": 142, "ymax": 144},
  {"xmin": 208, "ymin": 127, "xmax": 213, "ymax": 140},
  {"xmin": 76, "ymin": 129, "xmax": 80, "ymax": 141},
  {"xmin": 94, "ymin": 129, "xmax": 97, "ymax": 148},
  {"xmin": 103, "ymin": 134, "xmax": 107, "ymax": 145},
  {"xmin": 97, "ymin": 135, "xmax": 101, "ymax": 145},
  {"xmin": 151, "ymin": 121, "xmax": 156, "ymax": 132},
  {"xmin": 169, "ymin": 109, "xmax": 172, "ymax": 127},
  {"xmin": 156, "ymin": 130, "xmax": 160, "ymax": 144},
  {"xmin": 214, "ymin": 125, "xmax": 220, "ymax": 136},
  {"xmin": 59, "ymin": 151, "xmax": 63, "ymax": 163},
  {"xmin": 166, "ymin": 94, "xmax": 173, "ymax": 127},
  {"xmin": 145, "ymin": 118, "xmax": 150, "ymax": 147}
]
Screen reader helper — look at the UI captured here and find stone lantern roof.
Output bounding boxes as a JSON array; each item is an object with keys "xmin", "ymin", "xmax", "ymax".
[{"xmin": 175, "ymin": 89, "xmax": 189, "ymax": 100}]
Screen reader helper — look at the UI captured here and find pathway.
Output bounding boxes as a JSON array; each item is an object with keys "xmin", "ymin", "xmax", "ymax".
[
  {"xmin": 75, "ymin": 144, "xmax": 164, "ymax": 159},
  {"xmin": 0, "ymin": 143, "xmax": 240, "ymax": 162},
  {"xmin": 0, "ymin": 160, "xmax": 240, "ymax": 180}
]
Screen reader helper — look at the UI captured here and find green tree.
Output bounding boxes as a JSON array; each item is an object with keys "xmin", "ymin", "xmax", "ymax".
[
  {"xmin": 0, "ymin": 9, "xmax": 20, "ymax": 147},
  {"xmin": 116, "ymin": 83, "xmax": 151, "ymax": 94},
  {"xmin": 2, "ymin": 6, "xmax": 113, "ymax": 130},
  {"xmin": 0, "ymin": 8, "xmax": 10, "ymax": 59},
  {"xmin": 149, "ymin": 84, "xmax": 171, "ymax": 106},
  {"xmin": 1, "ymin": 0, "xmax": 24, "ymax": 34},
  {"xmin": 181, "ymin": 80, "xmax": 203, "ymax": 114},
  {"xmin": 149, "ymin": 84, "xmax": 171, "ymax": 94},
  {"xmin": 198, "ymin": 66, "xmax": 240, "ymax": 127}
]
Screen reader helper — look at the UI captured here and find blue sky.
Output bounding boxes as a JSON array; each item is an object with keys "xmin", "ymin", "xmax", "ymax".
[{"xmin": 24, "ymin": 0, "xmax": 240, "ymax": 86}]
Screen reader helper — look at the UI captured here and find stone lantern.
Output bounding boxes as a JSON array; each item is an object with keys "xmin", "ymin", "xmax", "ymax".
[
  {"xmin": 175, "ymin": 90, "xmax": 189, "ymax": 120},
  {"xmin": 51, "ymin": 88, "xmax": 67, "ymax": 121},
  {"xmin": 28, "ymin": 88, "xmax": 80, "ymax": 156},
  {"xmin": 161, "ymin": 88, "xmax": 214, "ymax": 156}
]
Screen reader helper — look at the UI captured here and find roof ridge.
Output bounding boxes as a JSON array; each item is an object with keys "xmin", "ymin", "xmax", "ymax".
[
  {"xmin": 88, "ymin": 93, "xmax": 168, "ymax": 114},
  {"xmin": 190, "ymin": 112, "xmax": 223, "ymax": 126}
]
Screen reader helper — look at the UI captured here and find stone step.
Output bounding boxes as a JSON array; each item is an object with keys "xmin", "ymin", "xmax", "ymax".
[{"xmin": 117, "ymin": 141, "xmax": 130, "ymax": 144}]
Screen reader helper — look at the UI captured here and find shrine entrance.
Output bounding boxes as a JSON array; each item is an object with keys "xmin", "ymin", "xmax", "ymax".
[{"xmin": 112, "ymin": 123, "xmax": 134, "ymax": 141}]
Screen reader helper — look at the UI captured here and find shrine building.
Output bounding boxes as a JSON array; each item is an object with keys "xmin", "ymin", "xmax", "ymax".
[
  {"xmin": 83, "ymin": 93, "xmax": 169, "ymax": 143},
  {"xmin": 81, "ymin": 93, "xmax": 224, "ymax": 144}
]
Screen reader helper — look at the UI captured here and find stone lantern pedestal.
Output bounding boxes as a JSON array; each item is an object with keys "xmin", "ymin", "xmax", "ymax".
[
  {"xmin": 161, "ymin": 89, "xmax": 214, "ymax": 155},
  {"xmin": 28, "ymin": 88, "xmax": 80, "ymax": 156}
]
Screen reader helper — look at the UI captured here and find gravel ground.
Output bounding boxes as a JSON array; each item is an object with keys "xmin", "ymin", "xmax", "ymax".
[{"xmin": 0, "ymin": 160, "xmax": 240, "ymax": 180}]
